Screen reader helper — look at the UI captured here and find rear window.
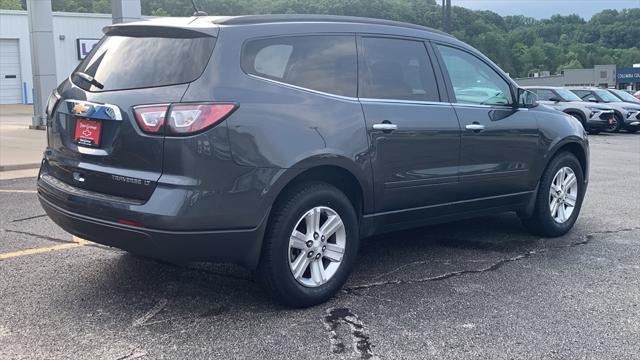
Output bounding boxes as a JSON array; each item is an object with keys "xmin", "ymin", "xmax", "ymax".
[
  {"xmin": 74, "ymin": 35, "xmax": 216, "ymax": 92},
  {"xmin": 241, "ymin": 35, "xmax": 357, "ymax": 97},
  {"xmin": 360, "ymin": 37, "xmax": 439, "ymax": 101}
]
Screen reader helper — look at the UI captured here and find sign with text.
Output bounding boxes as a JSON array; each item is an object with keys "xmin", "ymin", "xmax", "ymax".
[
  {"xmin": 616, "ymin": 67, "xmax": 640, "ymax": 84},
  {"xmin": 76, "ymin": 39, "xmax": 100, "ymax": 60}
]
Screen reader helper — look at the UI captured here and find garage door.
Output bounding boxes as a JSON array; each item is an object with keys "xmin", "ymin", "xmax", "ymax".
[{"xmin": 0, "ymin": 39, "xmax": 23, "ymax": 104}]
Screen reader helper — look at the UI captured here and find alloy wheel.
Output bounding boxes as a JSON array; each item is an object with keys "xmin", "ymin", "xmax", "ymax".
[
  {"xmin": 548, "ymin": 167, "xmax": 579, "ymax": 224},
  {"xmin": 288, "ymin": 206, "xmax": 346, "ymax": 287}
]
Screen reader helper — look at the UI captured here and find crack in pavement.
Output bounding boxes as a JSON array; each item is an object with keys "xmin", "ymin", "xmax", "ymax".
[
  {"xmin": 11, "ymin": 214, "xmax": 47, "ymax": 223},
  {"xmin": 323, "ymin": 308, "xmax": 376, "ymax": 359},
  {"xmin": 114, "ymin": 348, "xmax": 147, "ymax": 360},
  {"xmin": 343, "ymin": 227, "xmax": 640, "ymax": 292},
  {"xmin": 133, "ymin": 298, "xmax": 169, "ymax": 327},
  {"xmin": 3, "ymin": 229, "xmax": 75, "ymax": 245},
  {"xmin": 2, "ymin": 229, "xmax": 113, "ymax": 250}
]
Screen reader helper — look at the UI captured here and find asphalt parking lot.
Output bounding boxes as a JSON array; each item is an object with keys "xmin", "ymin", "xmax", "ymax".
[{"xmin": 1, "ymin": 133, "xmax": 639, "ymax": 360}]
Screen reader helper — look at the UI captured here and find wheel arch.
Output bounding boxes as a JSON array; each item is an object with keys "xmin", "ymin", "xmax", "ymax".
[
  {"xmin": 544, "ymin": 139, "xmax": 588, "ymax": 182},
  {"xmin": 265, "ymin": 155, "xmax": 374, "ymax": 222},
  {"xmin": 522, "ymin": 139, "xmax": 588, "ymax": 218},
  {"xmin": 563, "ymin": 109, "xmax": 586, "ymax": 123}
]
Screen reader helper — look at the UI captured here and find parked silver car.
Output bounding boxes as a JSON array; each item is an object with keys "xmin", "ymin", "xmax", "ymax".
[
  {"xmin": 525, "ymin": 86, "xmax": 613, "ymax": 134},
  {"xmin": 607, "ymin": 89, "xmax": 640, "ymax": 105},
  {"xmin": 569, "ymin": 88, "xmax": 640, "ymax": 133}
]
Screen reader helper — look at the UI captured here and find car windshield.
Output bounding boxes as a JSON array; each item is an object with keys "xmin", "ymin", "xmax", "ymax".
[
  {"xmin": 610, "ymin": 89, "xmax": 639, "ymax": 102},
  {"xmin": 556, "ymin": 88, "xmax": 582, "ymax": 102},
  {"xmin": 593, "ymin": 89, "xmax": 621, "ymax": 103}
]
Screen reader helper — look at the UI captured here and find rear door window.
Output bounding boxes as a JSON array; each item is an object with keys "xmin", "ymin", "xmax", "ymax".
[
  {"xmin": 359, "ymin": 37, "xmax": 439, "ymax": 102},
  {"xmin": 242, "ymin": 35, "xmax": 357, "ymax": 97},
  {"xmin": 74, "ymin": 34, "xmax": 216, "ymax": 92}
]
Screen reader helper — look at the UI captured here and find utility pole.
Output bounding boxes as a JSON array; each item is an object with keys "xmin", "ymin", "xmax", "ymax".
[
  {"xmin": 26, "ymin": 0, "xmax": 57, "ymax": 130},
  {"xmin": 442, "ymin": 0, "xmax": 452, "ymax": 33}
]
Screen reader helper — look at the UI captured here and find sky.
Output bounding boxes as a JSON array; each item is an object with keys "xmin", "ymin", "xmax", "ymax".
[{"xmin": 452, "ymin": 0, "xmax": 640, "ymax": 19}]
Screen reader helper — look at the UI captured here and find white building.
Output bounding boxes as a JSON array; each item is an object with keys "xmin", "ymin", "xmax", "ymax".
[{"xmin": 0, "ymin": 10, "xmax": 112, "ymax": 104}]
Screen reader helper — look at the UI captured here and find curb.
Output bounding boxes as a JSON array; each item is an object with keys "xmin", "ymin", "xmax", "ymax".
[{"xmin": 0, "ymin": 163, "xmax": 41, "ymax": 172}]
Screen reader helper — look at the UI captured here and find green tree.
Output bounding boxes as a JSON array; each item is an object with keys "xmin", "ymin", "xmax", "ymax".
[{"xmin": 0, "ymin": 0, "xmax": 22, "ymax": 10}]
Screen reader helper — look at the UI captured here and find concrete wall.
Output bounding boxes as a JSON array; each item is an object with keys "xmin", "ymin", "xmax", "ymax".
[{"xmin": 0, "ymin": 10, "xmax": 112, "ymax": 103}]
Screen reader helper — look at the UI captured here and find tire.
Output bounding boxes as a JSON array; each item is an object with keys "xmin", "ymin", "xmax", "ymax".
[
  {"xmin": 256, "ymin": 182, "xmax": 359, "ymax": 307},
  {"xmin": 520, "ymin": 152, "xmax": 585, "ymax": 237},
  {"xmin": 606, "ymin": 113, "xmax": 623, "ymax": 133}
]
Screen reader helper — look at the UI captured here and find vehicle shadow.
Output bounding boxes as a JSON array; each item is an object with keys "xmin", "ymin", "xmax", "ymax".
[{"xmin": 56, "ymin": 212, "xmax": 548, "ymax": 318}]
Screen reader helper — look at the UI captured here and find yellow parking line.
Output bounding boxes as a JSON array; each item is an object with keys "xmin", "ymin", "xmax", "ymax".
[
  {"xmin": 0, "ymin": 190, "xmax": 37, "ymax": 193},
  {"xmin": 0, "ymin": 236, "xmax": 89, "ymax": 260}
]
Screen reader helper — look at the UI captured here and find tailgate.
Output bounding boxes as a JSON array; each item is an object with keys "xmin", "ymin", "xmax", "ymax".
[{"xmin": 45, "ymin": 85, "xmax": 188, "ymax": 200}]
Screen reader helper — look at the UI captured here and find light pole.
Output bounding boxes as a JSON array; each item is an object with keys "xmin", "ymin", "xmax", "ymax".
[
  {"xmin": 111, "ymin": 0, "xmax": 142, "ymax": 24},
  {"xmin": 442, "ymin": 0, "xmax": 452, "ymax": 33},
  {"xmin": 26, "ymin": 0, "xmax": 57, "ymax": 129}
]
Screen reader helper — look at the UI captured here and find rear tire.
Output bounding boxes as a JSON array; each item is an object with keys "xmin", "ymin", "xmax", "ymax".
[
  {"xmin": 256, "ymin": 182, "xmax": 359, "ymax": 307},
  {"xmin": 520, "ymin": 152, "xmax": 585, "ymax": 237}
]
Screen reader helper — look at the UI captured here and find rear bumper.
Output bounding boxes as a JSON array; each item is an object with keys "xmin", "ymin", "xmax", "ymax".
[{"xmin": 38, "ymin": 175, "xmax": 268, "ymax": 269}]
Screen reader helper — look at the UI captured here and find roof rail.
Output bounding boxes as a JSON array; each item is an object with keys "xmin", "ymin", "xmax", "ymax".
[{"xmin": 212, "ymin": 14, "xmax": 450, "ymax": 36}]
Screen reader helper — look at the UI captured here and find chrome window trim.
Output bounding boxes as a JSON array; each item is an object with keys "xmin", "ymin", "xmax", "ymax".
[
  {"xmin": 359, "ymin": 98, "xmax": 449, "ymax": 106},
  {"xmin": 246, "ymin": 74, "xmax": 359, "ymax": 102},
  {"xmin": 248, "ymin": 74, "xmax": 528, "ymax": 111}
]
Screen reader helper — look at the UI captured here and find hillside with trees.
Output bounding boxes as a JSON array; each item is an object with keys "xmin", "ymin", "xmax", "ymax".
[{"xmin": 2, "ymin": 0, "xmax": 638, "ymax": 78}]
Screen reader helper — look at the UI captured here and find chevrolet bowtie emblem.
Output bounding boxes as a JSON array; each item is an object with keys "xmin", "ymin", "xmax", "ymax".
[{"xmin": 72, "ymin": 103, "xmax": 90, "ymax": 115}]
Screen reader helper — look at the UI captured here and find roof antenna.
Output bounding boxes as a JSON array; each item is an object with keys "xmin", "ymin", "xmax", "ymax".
[{"xmin": 190, "ymin": 0, "xmax": 208, "ymax": 16}]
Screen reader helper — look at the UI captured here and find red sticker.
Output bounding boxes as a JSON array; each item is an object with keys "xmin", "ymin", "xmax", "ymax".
[{"xmin": 74, "ymin": 118, "xmax": 102, "ymax": 147}]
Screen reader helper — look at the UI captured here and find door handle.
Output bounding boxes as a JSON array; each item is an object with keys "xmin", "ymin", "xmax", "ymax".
[
  {"xmin": 373, "ymin": 123, "xmax": 398, "ymax": 131},
  {"xmin": 465, "ymin": 123, "xmax": 485, "ymax": 131}
]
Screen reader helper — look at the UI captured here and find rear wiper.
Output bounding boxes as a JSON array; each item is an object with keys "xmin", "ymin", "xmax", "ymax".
[{"xmin": 74, "ymin": 72, "xmax": 104, "ymax": 90}]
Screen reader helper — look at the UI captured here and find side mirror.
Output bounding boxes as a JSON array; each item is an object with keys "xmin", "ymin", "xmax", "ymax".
[
  {"xmin": 517, "ymin": 88, "xmax": 538, "ymax": 108},
  {"xmin": 549, "ymin": 97, "xmax": 561, "ymax": 103},
  {"xmin": 588, "ymin": 98, "xmax": 598, "ymax": 103}
]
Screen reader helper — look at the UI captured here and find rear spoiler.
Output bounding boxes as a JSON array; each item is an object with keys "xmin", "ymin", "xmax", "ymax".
[{"xmin": 104, "ymin": 18, "xmax": 219, "ymax": 38}]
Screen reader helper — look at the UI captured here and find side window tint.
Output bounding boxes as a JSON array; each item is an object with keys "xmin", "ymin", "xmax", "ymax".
[
  {"xmin": 436, "ymin": 45, "xmax": 513, "ymax": 106},
  {"xmin": 360, "ymin": 37, "xmax": 439, "ymax": 101},
  {"xmin": 254, "ymin": 45, "xmax": 293, "ymax": 78},
  {"xmin": 572, "ymin": 90, "xmax": 589, "ymax": 100},
  {"xmin": 242, "ymin": 35, "xmax": 357, "ymax": 97},
  {"xmin": 536, "ymin": 89, "xmax": 556, "ymax": 101}
]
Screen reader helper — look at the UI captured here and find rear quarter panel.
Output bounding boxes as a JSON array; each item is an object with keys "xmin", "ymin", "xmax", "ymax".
[{"xmin": 181, "ymin": 24, "xmax": 374, "ymax": 216}]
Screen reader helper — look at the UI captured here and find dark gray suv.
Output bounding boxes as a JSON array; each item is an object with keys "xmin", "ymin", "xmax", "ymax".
[{"xmin": 38, "ymin": 15, "xmax": 589, "ymax": 307}]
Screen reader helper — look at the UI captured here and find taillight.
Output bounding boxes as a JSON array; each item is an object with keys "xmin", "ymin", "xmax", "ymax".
[
  {"xmin": 133, "ymin": 103, "xmax": 236, "ymax": 135},
  {"xmin": 166, "ymin": 103, "xmax": 237, "ymax": 135},
  {"xmin": 133, "ymin": 105, "xmax": 168, "ymax": 134}
]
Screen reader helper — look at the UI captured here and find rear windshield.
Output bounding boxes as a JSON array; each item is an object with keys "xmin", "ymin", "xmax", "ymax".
[{"xmin": 74, "ymin": 35, "xmax": 216, "ymax": 92}]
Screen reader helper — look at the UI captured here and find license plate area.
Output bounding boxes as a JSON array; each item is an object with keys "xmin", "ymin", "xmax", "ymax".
[{"xmin": 74, "ymin": 118, "xmax": 102, "ymax": 148}]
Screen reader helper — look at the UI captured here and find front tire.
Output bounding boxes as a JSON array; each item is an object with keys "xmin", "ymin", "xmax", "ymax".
[
  {"xmin": 606, "ymin": 114, "xmax": 623, "ymax": 133},
  {"xmin": 521, "ymin": 152, "xmax": 585, "ymax": 237},
  {"xmin": 256, "ymin": 182, "xmax": 359, "ymax": 307}
]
